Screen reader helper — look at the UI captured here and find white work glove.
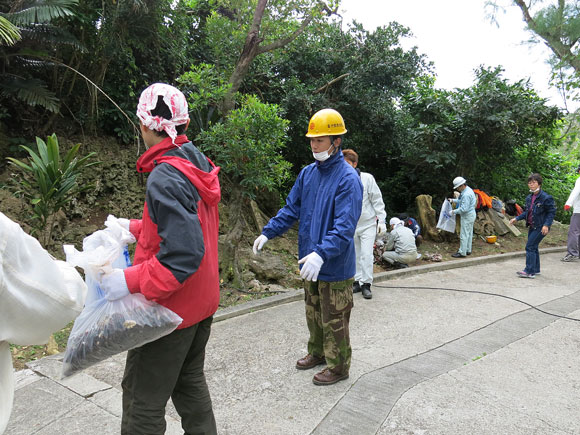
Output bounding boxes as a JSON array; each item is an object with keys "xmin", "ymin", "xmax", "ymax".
[
  {"xmin": 99, "ymin": 268, "xmax": 130, "ymax": 301},
  {"xmin": 253, "ymin": 234, "xmax": 268, "ymax": 255},
  {"xmin": 377, "ymin": 222, "xmax": 387, "ymax": 235},
  {"xmin": 298, "ymin": 252, "xmax": 324, "ymax": 281},
  {"xmin": 104, "ymin": 215, "xmax": 136, "ymax": 244}
]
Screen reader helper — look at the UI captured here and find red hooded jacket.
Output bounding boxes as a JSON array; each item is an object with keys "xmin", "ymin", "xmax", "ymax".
[{"xmin": 123, "ymin": 135, "xmax": 221, "ymax": 329}]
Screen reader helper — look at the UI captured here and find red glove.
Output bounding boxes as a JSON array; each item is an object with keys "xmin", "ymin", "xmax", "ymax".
[{"xmin": 565, "ymin": 205, "xmax": 571, "ymax": 211}]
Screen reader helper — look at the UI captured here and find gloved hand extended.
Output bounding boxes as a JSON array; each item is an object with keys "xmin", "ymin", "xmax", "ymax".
[
  {"xmin": 105, "ymin": 215, "xmax": 136, "ymax": 244},
  {"xmin": 252, "ymin": 234, "xmax": 268, "ymax": 255},
  {"xmin": 99, "ymin": 268, "xmax": 130, "ymax": 301},
  {"xmin": 377, "ymin": 222, "xmax": 387, "ymax": 235},
  {"xmin": 298, "ymin": 252, "xmax": 324, "ymax": 281}
]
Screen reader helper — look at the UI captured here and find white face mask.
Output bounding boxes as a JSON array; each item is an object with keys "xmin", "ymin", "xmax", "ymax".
[
  {"xmin": 312, "ymin": 142, "xmax": 335, "ymax": 162},
  {"xmin": 529, "ymin": 187, "xmax": 540, "ymax": 193}
]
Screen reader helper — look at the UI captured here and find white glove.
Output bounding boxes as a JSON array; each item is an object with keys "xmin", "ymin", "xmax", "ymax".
[
  {"xmin": 99, "ymin": 268, "xmax": 130, "ymax": 301},
  {"xmin": 298, "ymin": 252, "xmax": 324, "ymax": 281},
  {"xmin": 105, "ymin": 215, "xmax": 136, "ymax": 244},
  {"xmin": 377, "ymin": 222, "xmax": 387, "ymax": 235},
  {"xmin": 117, "ymin": 218, "xmax": 131, "ymax": 231},
  {"xmin": 253, "ymin": 234, "xmax": 268, "ymax": 255}
]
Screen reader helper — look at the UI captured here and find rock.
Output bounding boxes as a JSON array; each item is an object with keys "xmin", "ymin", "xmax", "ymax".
[
  {"xmin": 489, "ymin": 209, "xmax": 521, "ymax": 237},
  {"xmin": 246, "ymin": 251, "xmax": 289, "ymax": 281}
]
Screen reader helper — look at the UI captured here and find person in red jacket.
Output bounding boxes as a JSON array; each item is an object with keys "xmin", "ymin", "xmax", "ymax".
[{"xmin": 99, "ymin": 83, "xmax": 221, "ymax": 434}]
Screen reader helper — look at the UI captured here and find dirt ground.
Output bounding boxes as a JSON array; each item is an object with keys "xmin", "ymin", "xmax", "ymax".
[{"xmin": 9, "ymin": 219, "xmax": 570, "ymax": 370}]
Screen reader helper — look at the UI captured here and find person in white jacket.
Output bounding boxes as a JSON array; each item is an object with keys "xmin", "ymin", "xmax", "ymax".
[
  {"xmin": 0, "ymin": 212, "xmax": 86, "ymax": 434},
  {"xmin": 562, "ymin": 165, "xmax": 580, "ymax": 262},
  {"xmin": 343, "ymin": 149, "xmax": 387, "ymax": 300}
]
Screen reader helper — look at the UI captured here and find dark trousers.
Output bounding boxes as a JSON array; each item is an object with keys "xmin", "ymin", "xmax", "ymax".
[
  {"xmin": 567, "ymin": 213, "xmax": 580, "ymax": 257},
  {"xmin": 121, "ymin": 316, "xmax": 217, "ymax": 435},
  {"xmin": 525, "ymin": 227, "xmax": 545, "ymax": 275}
]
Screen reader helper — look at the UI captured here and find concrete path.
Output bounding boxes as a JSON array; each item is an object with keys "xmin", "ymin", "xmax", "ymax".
[{"xmin": 5, "ymin": 248, "xmax": 580, "ymax": 435}]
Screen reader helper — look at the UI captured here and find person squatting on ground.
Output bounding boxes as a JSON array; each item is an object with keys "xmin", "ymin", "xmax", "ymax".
[
  {"xmin": 252, "ymin": 109, "xmax": 362, "ymax": 386},
  {"xmin": 98, "ymin": 83, "xmax": 221, "ymax": 434},
  {"xmin": 342, "ymin": 148, "xmax": 387, "ymax": 300},
  {"xmin": 510, "ymin": 173, "xmax": 556, "ymax": 279},
  {"xmin": 0, "ymin": 212, "xmax": 87, "ymax": 434},
  {"xmin": 381, "ymin": 217, "xmax": 418, "ymax": 269},
  {"xmin": 399, "ymin": 213, "xmax": 423, "ymax": 248},
  {"xmin": 448, "ymin": 176, "xmax": 476, "ymax": 258},
  {"xmin": 562, "ymin": 164, "xmax": 580, "ymax": 262}
]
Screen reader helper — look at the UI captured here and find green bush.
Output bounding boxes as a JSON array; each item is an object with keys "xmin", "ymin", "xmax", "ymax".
[
  {"xmin": 196, "ymin": 95, "xmax": 292, "ymax": 200},
  {"xmin": 6, "ymin": 133, "xmax": 98, "ymax": 245}
]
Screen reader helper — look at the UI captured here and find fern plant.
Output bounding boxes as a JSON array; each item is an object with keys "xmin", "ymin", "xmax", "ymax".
[
  {"xmin": 7, "ymin": 133, "xmax": 98, "ymax": 245},
  {"xmin": 0, "ymin": 0, "xmax": 81, "ymax": 112}
]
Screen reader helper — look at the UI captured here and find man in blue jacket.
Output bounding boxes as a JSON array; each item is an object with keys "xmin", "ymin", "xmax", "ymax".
[{"xmin": 253, "ymin": 108, "xmax": 363, "ymax": 386}]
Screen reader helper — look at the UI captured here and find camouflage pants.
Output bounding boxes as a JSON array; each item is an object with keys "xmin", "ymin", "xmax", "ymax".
[{"xmin": 304, "ymin": 279, "xmax": 354, "ymax": 375}]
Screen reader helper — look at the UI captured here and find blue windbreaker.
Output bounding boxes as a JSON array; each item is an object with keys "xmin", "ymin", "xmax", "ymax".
[{"xmin": 262, "ymin": 150, "xmax": 363, "ymax": 282}]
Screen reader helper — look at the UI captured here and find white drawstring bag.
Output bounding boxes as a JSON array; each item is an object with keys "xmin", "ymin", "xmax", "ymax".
[
  {"xmin": 0, "ymin": 212, "xmax": 87, "ymax": 434},
  {"xmin": 437, "ymin": 200, "xmax": 457, "ymax": 233},
  {"xmin": 61, "ymin": 215, "xmax": 182, "ymax": 378}
]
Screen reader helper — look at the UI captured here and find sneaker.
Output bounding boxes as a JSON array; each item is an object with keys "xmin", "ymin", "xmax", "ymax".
[
  {"xmin": 561, "ymin": 254, "xmax": 579, "ymax": 262},
  {"xmin": 416, "ymin": 253, "xmax": 422, "ymax": 260},
  {"xmin": 451, "ymin": 252, "xmax": 466, "ymax": 258},
  {"xmin": 516, "ymin": 270, "xmax": 535, "ymax": 279}
]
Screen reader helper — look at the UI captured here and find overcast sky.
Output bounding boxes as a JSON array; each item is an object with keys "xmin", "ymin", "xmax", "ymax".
[{"xmin": 339, "ymin": 0, "xmax": 575, "ymax": 110}]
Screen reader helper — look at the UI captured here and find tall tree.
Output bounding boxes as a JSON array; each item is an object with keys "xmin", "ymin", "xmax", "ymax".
[
  {"xmin": 201, "ymin": 0, "xmax": 340, "ymax": 113},
  {"xmin": 489, "ymin": 0, "xmax": 580, "ymax": 102}
]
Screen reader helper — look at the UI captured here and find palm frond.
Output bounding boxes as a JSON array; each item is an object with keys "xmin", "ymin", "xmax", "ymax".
[
  {"xmin": 7, "ymin": 0, "xmax": 78, "ymax": 25},
  {"xmin": 0, "ymin": 16, "xmax": 21, "ymax": 45},
  {"xmin": 19, "ymin": 24, "xmax": 85, "ymax": 50},
  {"xmin": 0, "ymin": 75, "xmax": 59, "ymax": 112}
]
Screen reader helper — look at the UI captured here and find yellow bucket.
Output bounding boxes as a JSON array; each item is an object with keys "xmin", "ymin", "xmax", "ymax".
[{"xmin": 486, "ymin": 235, "xmax": 497, "ymax": 244}]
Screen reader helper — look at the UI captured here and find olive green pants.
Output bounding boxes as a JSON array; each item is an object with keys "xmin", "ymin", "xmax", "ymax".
[
  {"xmin": 121, "ymin": 316, "xmax": 216, "ymax": 435},
  {"xmin": 304, "ymin": 279, "xmax": 354, "ymax": 375}
]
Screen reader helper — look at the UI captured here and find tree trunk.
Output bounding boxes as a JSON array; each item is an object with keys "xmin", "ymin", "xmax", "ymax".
[
  {"xmin": 415, "ymin": 194, "xmax": 442, "ymax": 242},
  {"xmin": 219, "ymin": 185, "xmax": 247, "ymax": 287}
]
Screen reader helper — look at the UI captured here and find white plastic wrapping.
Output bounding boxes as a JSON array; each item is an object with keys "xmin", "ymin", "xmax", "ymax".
[
  {"xmin": 62, "ymin": 215, "xmax": 182, "ymax": 378},
  {"xmin": 437, "ymin": 200, "xmax": 457, "ymax": 233}
]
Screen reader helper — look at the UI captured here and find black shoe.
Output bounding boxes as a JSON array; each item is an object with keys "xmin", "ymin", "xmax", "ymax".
[
  {"xmin": 352, "ymin": 281, "xmax": 361, "ymax": 293},
  {"xmin": 466, "ymin": 252, "xmax": 471, "ymax": 255},
  {"xmin": 361, "ymin": 283, "xmax": 372, "ymax": 299},
  {"xmin": 393, "ymin": 262, "xmax": 408, "ymax": 269},
  {"xmin": 451, "ymin": 252, "xmax": 466, "ymax": 258}
]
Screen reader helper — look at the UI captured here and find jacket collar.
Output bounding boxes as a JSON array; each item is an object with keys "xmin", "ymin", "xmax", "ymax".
[
  {"xmin": 136, "ymin": 135, "xmax": 189, "ymax": 173},
  {"xmin": 315, "ymin": 149, "xmax": 344, "ymax": 171}
]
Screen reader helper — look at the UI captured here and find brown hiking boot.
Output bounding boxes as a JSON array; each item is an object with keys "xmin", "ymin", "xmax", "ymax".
[
  {"xmin": 312, "ymin": 367, "xmax": 349, "ymax": 385},
  {"xmin": 296, "ymin": 354, "xmax": 326, "ymax": 370}
]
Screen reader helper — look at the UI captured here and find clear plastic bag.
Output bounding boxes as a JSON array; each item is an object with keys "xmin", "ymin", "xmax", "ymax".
[
  {"xmin": 437, "ymin": 200, "xmax": 456, "ymax": 233},
  {"xmin": 61, "ymin": 215, "xmax": 182, "ymax": 378}
]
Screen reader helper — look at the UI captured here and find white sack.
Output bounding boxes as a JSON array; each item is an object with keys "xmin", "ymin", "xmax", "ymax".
[
  {"xmin": 436, "ymin": 200, "xmax": 457, "ymax": 233},
  {"xmin": 0, "ymin": 211, "xmax": 87, "ymax": 434}
]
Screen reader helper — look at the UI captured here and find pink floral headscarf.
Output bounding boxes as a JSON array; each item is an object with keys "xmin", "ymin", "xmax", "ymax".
[{"xmin": 136, "ymin": 83, "xmax": 189, "ymax": 144}]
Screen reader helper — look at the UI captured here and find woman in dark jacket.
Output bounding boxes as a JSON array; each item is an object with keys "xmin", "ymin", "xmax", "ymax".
[{"xmin": 510, "ymin": 173, "xmax": 556, "ymax": 278}]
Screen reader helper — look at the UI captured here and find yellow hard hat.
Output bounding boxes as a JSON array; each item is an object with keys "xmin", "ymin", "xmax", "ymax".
[{"xmin": 305, "ymin": 108, "xmax": 347, "ymax": 137}]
